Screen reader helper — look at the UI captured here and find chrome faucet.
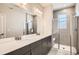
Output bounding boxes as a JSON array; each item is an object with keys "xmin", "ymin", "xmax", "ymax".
[{"xmin": 15, "ymin": 36, "xmax": 21, "ymax": 40}]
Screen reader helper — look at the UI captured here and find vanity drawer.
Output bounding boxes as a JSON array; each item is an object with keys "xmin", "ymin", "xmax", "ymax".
[{"xmin": 5, "ymin": 45, "xmax": 30, "ymax": 55}]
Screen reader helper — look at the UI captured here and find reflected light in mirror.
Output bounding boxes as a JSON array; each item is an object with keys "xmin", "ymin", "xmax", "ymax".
[
  {"xmin": 33, "ymin": 7, "xmax": 43, "ymax": 15},
  {"xmin": 15, "ymin": 3, "xmax": 28, "ymax": 10}
]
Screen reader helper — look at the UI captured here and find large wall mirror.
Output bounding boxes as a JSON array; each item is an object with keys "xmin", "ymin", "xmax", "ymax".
[{"xmin": 0, "ymin": 4, "xmax": 37, "ymax": 39}]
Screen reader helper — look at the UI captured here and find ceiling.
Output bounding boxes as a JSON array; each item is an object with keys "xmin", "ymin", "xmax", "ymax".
[
  {"xmin": 0, "ymin": 3, "xmax": 75, "ymax": 11},
  {"xmin": 53, "ymin": 3, "xmax": 75, "ymax": 11},
  {"xmin": 40, "ymin": 3, "xmax": 53, "ymax": 8}
]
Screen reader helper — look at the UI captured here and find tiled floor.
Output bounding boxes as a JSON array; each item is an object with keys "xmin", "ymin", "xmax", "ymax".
[
  {"xmin": 47, "ymin": 40, "xmax": 77, "ymax": 55},
  {"xmin": 47, "ymin": 47, "xmax": 70, "ymax": 55},
  {"xmin": 48, "ymin": 47, "xmax": 76, "ymax": 55}
]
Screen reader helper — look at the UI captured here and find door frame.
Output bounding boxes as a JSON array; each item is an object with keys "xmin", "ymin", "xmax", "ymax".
[{"xmin": 0, "ymin": 13, "xmax": 6, "ymax": 38}]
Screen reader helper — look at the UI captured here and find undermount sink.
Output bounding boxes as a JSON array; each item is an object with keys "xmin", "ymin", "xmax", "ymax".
[{"xmin": 0, "ymin": 37, "xmax": 15, "ymax": 44}]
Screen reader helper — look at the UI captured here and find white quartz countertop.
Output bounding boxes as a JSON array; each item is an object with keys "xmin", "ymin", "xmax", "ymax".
[{"xmin": 0, "ymin": 34, "xmax": 51, "ymax": 55}]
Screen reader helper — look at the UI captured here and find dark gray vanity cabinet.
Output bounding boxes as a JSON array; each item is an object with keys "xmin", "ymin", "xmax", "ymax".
[
  {"xmin": 5, "ymin": 35, "xmax": 52, "ymax": 55},
  {"xmin": 5, "ymin": 45, "xmax": 31, "ymax": 55},
  {"xmin": 31, "ymin": 35, "xmax": 52, "ymax": 55}
]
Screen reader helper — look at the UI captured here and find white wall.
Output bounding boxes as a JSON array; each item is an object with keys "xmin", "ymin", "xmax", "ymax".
[
  {"xmin": 75, "ymin": 4, "xmax": 79, "ymax": 16},
  {"xmin": 43, "ymin": 5, "xmax": 53, "ymax": 35}
]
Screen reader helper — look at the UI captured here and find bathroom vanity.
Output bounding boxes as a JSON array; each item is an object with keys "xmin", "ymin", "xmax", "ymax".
[{"xmin": 0, "ymin": 34, "xmax": 52, "ymax": 55}]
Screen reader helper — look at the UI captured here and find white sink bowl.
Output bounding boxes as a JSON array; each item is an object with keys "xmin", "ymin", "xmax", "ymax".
[{"xmin": 0, "ymin": 37, "xmax": 15, "ymax": 44}]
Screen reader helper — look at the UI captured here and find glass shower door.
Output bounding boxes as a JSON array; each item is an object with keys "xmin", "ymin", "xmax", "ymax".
[
  {"xmin": 58, "ymin": 14, "xmax": 71, "ymax": 55},
  {"xmin": 53, "ymin": 14, "xmax": 72, "ymax": 55}
]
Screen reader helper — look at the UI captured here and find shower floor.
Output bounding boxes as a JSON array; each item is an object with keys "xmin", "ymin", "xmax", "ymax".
[{"xmin": 47, "ymin": 43, "xmax": 77, "ymax": 55}]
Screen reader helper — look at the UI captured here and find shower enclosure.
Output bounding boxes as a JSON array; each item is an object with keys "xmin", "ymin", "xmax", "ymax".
[{"xmin": 53, "ymin": 7, "xmax": 77, "ymax": 55}]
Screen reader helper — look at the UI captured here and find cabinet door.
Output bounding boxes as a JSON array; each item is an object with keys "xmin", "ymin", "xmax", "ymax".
[
  {"xmin": 31, "ymin": 45, "xmax": 42, "ymax": 55},
  {"xmin": 41, "ymin": 38, "xmax": 48, "ymax": 55},
  {"xmin": 41, "ymin": 36, "xmax": 52, "ymax": 55},
  {"xmin": 31, "ymin": 40, "xmax": 42, "ymax": 55},
  {"xmin": 5, "ymin": 45, "xmax": 30, "ymax": 55},
  {"xmin": 47, "ymin": 36, "xmax": 52, "ymax": 50}
]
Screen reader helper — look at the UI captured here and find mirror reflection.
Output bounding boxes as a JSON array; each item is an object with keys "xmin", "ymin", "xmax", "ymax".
[
  {"xmin": 0, "ymin": 4, "xmax": 38, "ymax": 39},
  {"xmin": 25, "ymin": 14, "xmax": 37, "ymax": 34}
]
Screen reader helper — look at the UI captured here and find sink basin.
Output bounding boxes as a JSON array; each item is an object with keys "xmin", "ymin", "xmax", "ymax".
[{"xmin": 0, "ymin": 37, "xmax": 15, "ymax": 44}]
